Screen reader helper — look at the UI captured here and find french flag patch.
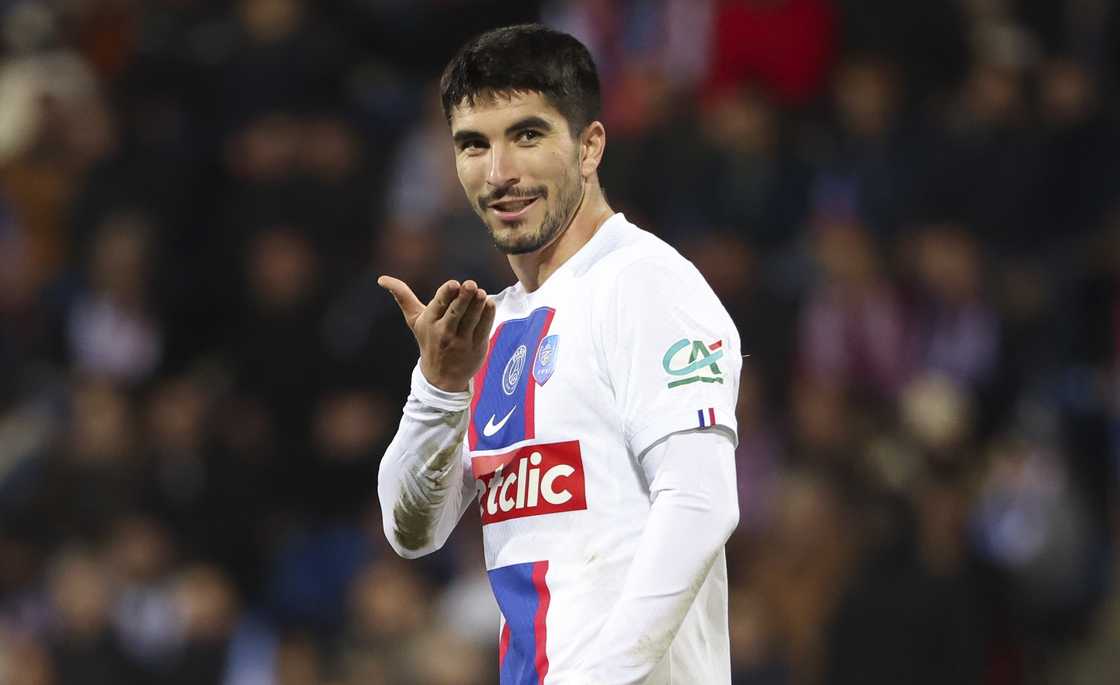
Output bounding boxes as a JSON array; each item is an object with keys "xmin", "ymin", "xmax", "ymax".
[{"xmin": 697, "ymin": 407, "xmax": 717, "ymax": 428}]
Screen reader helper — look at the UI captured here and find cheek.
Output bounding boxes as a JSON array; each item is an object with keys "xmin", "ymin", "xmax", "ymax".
[
  {"xmin": 532, "ymin": 148, "xmax": 575, "ymax": 191},
  {"xmin": 456, "ymin": 158, "xmax": 484, "ymax": 193}
]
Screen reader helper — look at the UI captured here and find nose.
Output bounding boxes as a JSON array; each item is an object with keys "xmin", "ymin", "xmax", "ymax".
[{"xmin": 486, "ymin": 144, "xmax": 519, "ymax": 189}]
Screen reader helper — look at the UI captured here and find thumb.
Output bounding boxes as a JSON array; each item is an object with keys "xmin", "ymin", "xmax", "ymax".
[{"xmin": 377, "ymin": 275, "xmax": 424, "ymax": 327}]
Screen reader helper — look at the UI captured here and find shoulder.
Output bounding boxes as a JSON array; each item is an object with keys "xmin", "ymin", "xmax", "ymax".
[
  {"xmin": 588, "ymin": 219, "xmax": 736, "ymax": 332},
  {"xmin": 582, "ymin": 215, "xmax": 703, "ymax": 288}
]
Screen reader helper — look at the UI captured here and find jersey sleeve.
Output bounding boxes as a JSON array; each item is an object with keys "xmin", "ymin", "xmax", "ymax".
[
  {"xmin": 377, "ymin": 362, "xmax": 478, "ymax": 559},
  {"xmin": 598, "ymin": 255, "xmax": 741, "ymax": 458}
]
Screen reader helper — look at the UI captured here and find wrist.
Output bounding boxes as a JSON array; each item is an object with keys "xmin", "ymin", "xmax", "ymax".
[
  {"xmin": 411, "ymin": 363, "xmax": 472, "ymax": 412},
  {"xmin": 419, "ymin": 361, "xmax": 469, "ymax": 393},
  {"xmin": 429, "ymin": 378, "xmax": 469, "ymax": 392}
]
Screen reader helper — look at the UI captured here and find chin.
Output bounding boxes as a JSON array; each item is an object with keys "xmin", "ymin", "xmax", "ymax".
[
  {"xmin": 489, "ymin": 222, "xmax": 545, "ymax": 255},
  {"xmin": 494, "ymin": 235, "xmax": 543, "ymax": 255},
  {"xmin": 502, "ymin": 240, "xmax": 546, "ymax": 256}
]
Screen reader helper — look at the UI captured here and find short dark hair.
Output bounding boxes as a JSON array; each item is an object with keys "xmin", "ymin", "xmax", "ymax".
[{"xmin": 439, "ymin": 24, "xmax": 601, "ymax": 136}]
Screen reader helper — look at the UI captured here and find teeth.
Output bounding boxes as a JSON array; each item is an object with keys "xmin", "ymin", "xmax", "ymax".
[{"xmin": 494, "ymin": 198, "xmax": 534, "ymax": 211}]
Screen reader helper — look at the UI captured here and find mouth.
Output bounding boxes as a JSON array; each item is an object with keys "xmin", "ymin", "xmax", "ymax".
[{"xmin": 488, "ymin": 196, "xmax": 539, "ymax": 222}]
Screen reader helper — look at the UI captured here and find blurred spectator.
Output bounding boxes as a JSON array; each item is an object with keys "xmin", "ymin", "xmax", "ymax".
[
  {"xmin": 747, "ymin": 472, "xmax": 855, "ymax": 685},
  {"xmin": 45, "ymin": 547, "xmax": 135, "ymax": 685},
  {"xmin": 168, "ymin": 564, "xmax": 238, "ymax": 684},
  {"xmin": 825, "ymin": 466, "xmax": 987, "ymax": 685},
  {"xmin": 141, "ymin": 374, "xmax": 212, "ymax": 539},
  {"xmin": 108, "ymin": 516, "xmax": 180, "ymax": 675},
  {"xmin": 789, "ymin": 378, "xmax": 857, "ymax": 468},
  {"xmin": 0, "ymin": 49, "xmax": 116, "ymax": 290},
  {"xmin": 906, "ymin": 225, "xmax": 1000, "ymax": 390},
  {"xmin": 273, "ymin": 631, "xmax": 324, "ymax": 685},
  {"xmin": 0, "ymin": 630, "xmax": 55, "ymax": 685},
  {"xmin": 798, "ymin": 218, "xmax": 911, "ymax": 402},
  {"xmin": 687, "ymin": 87, "xmax": 811, "ymax": 249},
  {"xmin": 972, "ymin": 434, "xmax": 1096, "ymax": 622},
  {"xmin": 66, "ymin": 210, "xmax": 163, "ymax": 384},
  {"xmin": 232, "ymin": 225, "xmax": 327, "ymax": 453},
  {"xmin": 210, "ymin": 0, "xmax": 353, "ymax": 133},
  {"xmin": 402, "ymin": 627, "xmax": 491, "ymax": 685},
  {"xmin": 1029, "ymin": 58, "xmax": 1120, "ymax": 247},
  {"xmin": 807, "ymin": 56, "xmax": 920, "ymax": 240},
  {"xmin": 835, "ymin": 0, "xmax": 968, "ymax": 106},
  {"xmin": 728, "ymin": 587, "xmax": 788, "ymax": 684},
  {"xmin": 386, "ymin": 87, "xmax": 464, "ymax": 232},
  {"xmin": 266, "ymin": 524, "xmax": 374, "ymax": 634},
  {"xmin": 297, "ymin": 110, "xmax": 374, "ymax": 281},
  {"xmin": 306, "ymin": 390, "xmax": 389, "ymax": 521},
  {"xmin": 28, "ymin": 380, "xmax": 143, "ymax": 544},
  {"xmin": 924, "ymin": 41, "xmax": 1043, "ymax": 253},
  {"xmin": 595, "ymin": 62, "xmax": 692, "ymax": 236},
  {"xmin": 334, "ymin": 558, "xmax": 433, "ymax": 683}
]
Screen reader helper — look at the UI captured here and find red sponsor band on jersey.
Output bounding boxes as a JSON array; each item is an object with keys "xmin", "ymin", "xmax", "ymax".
[{"xmin": 476, "ymin": 440, "xmax": 587, "ymax": 525}]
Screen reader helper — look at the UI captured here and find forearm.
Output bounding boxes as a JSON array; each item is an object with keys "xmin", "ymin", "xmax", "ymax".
[
  {"xmin": 580, "ymin": 430, "xmax": 739, "ymax": 684},
  {"xmin": 378, "ymin": 362, "xmax": 476, "ymax": 558}
]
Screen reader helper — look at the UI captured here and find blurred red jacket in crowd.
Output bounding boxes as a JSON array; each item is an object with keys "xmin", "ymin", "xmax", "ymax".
[{"xmin": 706, "ymin": 0, "xmax": 837, "ymax": 107}]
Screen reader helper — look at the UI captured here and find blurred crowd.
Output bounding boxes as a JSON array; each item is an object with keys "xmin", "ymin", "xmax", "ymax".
[{"xmin": 0, "ymin": 0, "xmax": 1118, "ymax": 684}]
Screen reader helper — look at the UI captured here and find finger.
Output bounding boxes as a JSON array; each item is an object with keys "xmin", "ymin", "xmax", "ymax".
[
  {"xmin": 422, "ymin": 279, "xmax": 461, "ymax": 322},
  {"xmin": 377, "ymin": 275, "xmax": 425, "ymax": 326},
  {"xmin": 457, "ymin": 287, "xmax": 487, "ymax": 335},
  {"xmin": 473, "ymin": 297, "xmax": 497, "ymax": 349},
  {"xmin": 441, "ymin": 280, "xmax": 477, "ymax": 329}
]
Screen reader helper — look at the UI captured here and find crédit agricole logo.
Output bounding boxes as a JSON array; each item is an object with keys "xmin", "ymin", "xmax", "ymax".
[{"xmin": 662, "ymin": 338, "xmax": 725, "ymax": 388}]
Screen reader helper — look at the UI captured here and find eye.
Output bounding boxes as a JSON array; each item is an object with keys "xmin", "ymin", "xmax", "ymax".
[
  {"xmin": 458, "ymin": 138, "xmax": 488, "ymax": 153},
  {"xmin": 516, "ymin": 129, "xmax": 542, "ymax": 144}
]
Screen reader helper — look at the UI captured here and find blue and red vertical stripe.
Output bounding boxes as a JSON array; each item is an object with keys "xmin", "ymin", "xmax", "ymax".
[
  {"xmin": 469, "ymin": 307, "xmax": 555, "ymax": 453},
  {"xmin": 697, "ymin": 407, "xmax": 717, "ymax": 428},
  {"xmin": 489, "ymin": 560, "xmax": 551, "ymax": 685}
]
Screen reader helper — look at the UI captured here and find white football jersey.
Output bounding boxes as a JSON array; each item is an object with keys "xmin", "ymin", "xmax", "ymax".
[{"xmin": 465, "ymin": 213, "xmax": 741, "ymax": 684}]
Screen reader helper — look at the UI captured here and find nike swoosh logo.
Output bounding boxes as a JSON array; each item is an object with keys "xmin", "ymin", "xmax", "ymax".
[{"xmin": 482, "ymin": 406, "xmax": 517, "ymax": 437}]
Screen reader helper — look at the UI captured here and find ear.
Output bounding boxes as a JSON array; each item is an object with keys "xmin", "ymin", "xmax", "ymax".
[{"xmin": 579, "ymin": 121, "xmax": 606, "ymax": 179}]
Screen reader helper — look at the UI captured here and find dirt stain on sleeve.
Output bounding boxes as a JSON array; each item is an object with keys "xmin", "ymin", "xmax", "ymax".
[{"xmin": 392, "ymin": 423, "xmax": 466, "ymax": 552}]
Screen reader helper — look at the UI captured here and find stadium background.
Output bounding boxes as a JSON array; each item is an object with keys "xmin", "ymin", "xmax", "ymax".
[{"xmin": 0, "ymin": 0, "xmax": 1118, "ymax": 683}]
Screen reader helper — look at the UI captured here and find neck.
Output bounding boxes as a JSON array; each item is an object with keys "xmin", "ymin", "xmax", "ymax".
[{"xmin": 509, "ymin": 179, "xmax": 613, "ymax": 292}]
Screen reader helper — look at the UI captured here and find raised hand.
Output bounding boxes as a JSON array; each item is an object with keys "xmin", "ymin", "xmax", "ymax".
[{"xmin": 377, "ymin": 276, "xmax": 497, "ymax": 392}]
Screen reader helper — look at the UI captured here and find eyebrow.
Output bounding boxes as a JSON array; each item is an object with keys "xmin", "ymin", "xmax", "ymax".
[
  {"xmin": 506, "ymin": 116, "xmax": 553, "ymax": 136},
  {"xmin": 452, "ymin": 116, "xmax": 555, "ymax": 146},
  {"xmin": 452, "ymin": 129, "xmax": 485, "ymax": 146}
]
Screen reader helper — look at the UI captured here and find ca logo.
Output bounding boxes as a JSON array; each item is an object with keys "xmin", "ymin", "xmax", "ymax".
[{"xmin": 662, "ymin": 339, "xmax": 725, "ymax": 388}]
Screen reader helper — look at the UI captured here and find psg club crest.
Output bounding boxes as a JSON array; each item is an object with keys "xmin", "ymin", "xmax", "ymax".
[
  {"xmin": 532, "ymin": 334, "xmax": 559, "ymax": 386},
  {"xmin": 502, "ymin": 344, "xmax": 528, "ymax": 396}
]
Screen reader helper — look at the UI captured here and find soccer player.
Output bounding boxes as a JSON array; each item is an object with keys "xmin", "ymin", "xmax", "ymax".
[{"xmin": 376, "ymin": 24, "xmax": 741, "ymax": 685}]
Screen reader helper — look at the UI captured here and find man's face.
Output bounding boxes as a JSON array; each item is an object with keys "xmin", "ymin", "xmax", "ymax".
[{"xmin": 450, "ymin": 91, "xmax": 585, "ymax": 255}]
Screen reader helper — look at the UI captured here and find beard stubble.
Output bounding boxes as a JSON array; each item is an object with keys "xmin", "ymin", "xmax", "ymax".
[{"xmin": 484, "ymin": 159, "xmax": 584, "ymax": 256}]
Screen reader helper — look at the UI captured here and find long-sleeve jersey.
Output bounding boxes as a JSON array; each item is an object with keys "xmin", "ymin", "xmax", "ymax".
[{"xmin": 379, "ymin": 213, "xmax": 741, "ymax": 684}]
